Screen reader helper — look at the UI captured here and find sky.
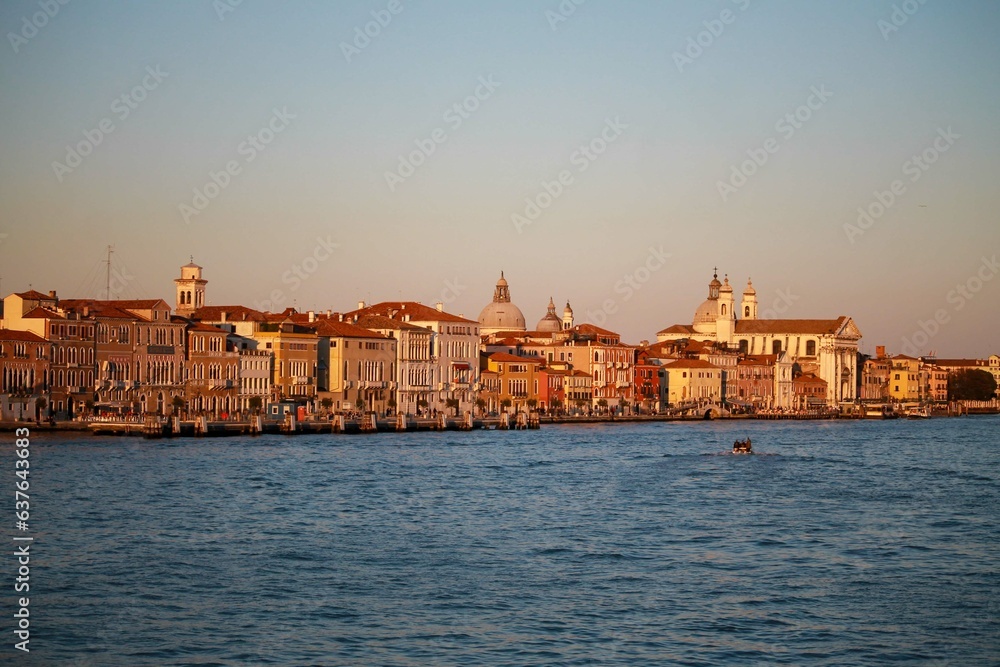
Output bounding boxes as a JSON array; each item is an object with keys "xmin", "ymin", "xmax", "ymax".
[{"xmin": 1, "ymin": 0, "xmax": 998, "ymax": 357}]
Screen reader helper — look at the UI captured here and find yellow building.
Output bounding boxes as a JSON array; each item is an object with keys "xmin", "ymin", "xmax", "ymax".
[
  {"xmin": 889, "ymin": 355, "xmax": 921, "ymax": 402},
  {"xmin": 252, "ymin": 321, "xmax": 318, "ymax": 403},
  {"xmin": 314, "ymin": 320, "xmax": 396, "ymax": 413},
  {"xmin": 487, "ymin": 352, "xmax": 543, "ymax": 413},
  {"xmin": 662, "ymin": 358, "xmax": 722, "ymax": 407}
]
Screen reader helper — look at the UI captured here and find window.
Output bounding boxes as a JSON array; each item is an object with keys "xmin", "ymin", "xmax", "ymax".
[
  {"xmin": 772, "ymin": 341, "xmax": 782, "ymax": 355},
  {"xmin": 745, "ymin": 306, "xmax": 750, "ymax": 317},
  {"xmin": 806, "ymin": 340, "xmax": 816, "ymax": 356}
]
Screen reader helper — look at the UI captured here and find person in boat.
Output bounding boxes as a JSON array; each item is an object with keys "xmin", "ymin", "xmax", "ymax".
[{"xmin": 733, "ymin": 437, "xmax": 752, "ymax": 454}]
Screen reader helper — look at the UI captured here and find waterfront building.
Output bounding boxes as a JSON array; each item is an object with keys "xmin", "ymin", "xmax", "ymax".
[
  {"xmin": 311, "ymin": 319, "xmax": 396, "ymax": 414},
  {"xmin": 920, "ymin": 362, "xmax": 948, "ymax": 403},
  {"xmin": 793, "ymin": 372, "xmax": 828, "ymax": 410},
  {"xmin": 565, "ymin": 369, "xmax": 593, "ymax": 413},
  {"xmin": 251, "ymin": 319, "xmax": 319, "ymax": 405},
  {"xmin": 932, "ymin": 357, "xmax": 1000, "ymax": 399},
  {"xmin": 478, "ymin": 368, "xmax": 501, "ymax": 415},
  {"xmin": 487, "ymin": 352, "xmax": 543, "ymax": 414},
  {"xmin": 734, "ymin": 354, "xmax": 778, "ymax": 408},
  {"xmin": 0, "ymin": 329, "xmax": 50, "ymax": 420},
  {"xmin": 656, "ymin": 271, "xmax": 862, "ymax": 405},
  {"xmin": 238, "ymin": 349, "xmax": 272, "ymax": 413},
  {"xmin": 888, "ymin": 355, "xmax": 921, "ymax": 403},
  {"xmin": 178, "ymin": 319, "xmax": 240, "ymax": 417},
  {"xmin": 537, "ymin": 365, "xmax": 568, "ymax": 413},
  {"xmin": 661, "ymin": 358, "xmax": 722, "ymax": 407},
  {"xmin": 345, "ymin": 301, "xmax": 480, "ymax": 415},
  {"xmin": 861, "ymin": 346, "xmax": 892, "ymax": 402},
  {"xmin": 353, "ymin": 314, "xmax": 434, "ymax": 417}
]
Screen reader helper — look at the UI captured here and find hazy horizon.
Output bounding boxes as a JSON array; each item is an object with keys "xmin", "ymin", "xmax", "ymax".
[{"xmin": 2, "ymin": 1, "xmax": 998, "ymax": 357}]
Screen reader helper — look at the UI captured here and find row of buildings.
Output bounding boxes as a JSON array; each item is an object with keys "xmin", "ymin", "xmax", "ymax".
[{"xmin": 0, "ymin": 262, "xmax": 996, "ymax": 420}]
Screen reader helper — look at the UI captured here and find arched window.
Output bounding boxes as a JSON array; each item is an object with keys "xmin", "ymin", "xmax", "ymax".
[
  {"xmin": 721, "ymin": 304, "xmax": 727, "ymax": 316},
  {"xmin": 806, "ymin": 340, "xmax": 816, "ymax": 356},
  {"xmin": 739, "ymin": 340, "xmax": 748, "ymax": 354},
  {"xmin": 745, "ymin": 306, "xmax": 750, "ymax": 317}
]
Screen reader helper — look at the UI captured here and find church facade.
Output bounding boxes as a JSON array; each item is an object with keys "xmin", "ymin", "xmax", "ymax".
[{"xmin": 657, "ymin": 271, "xmax": 862, "ymax": 404}]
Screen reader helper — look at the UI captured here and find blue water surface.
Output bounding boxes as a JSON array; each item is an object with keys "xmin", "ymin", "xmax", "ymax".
[{"xmin": 2, "ymin": 417, "xmax": 998, "ymax": 665}]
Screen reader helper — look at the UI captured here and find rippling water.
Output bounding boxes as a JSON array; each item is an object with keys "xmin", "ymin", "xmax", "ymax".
[{"xmin": 3, "ymin": 417, "xmax": 999, "ymax": 665}]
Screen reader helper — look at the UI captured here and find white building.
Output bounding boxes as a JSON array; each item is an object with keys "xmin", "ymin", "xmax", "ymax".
[{"xmin": 657, "ymin": 271, "xmax": 862, "ymax": 405}]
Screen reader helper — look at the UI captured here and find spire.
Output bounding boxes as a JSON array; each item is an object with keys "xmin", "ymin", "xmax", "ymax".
[{"xmin": 492, "ymin": 272, "xmax": 511, "ymax": 303}]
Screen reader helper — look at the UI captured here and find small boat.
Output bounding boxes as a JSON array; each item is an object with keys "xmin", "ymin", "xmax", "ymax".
[
  {"xmin": 906, "ymin": 407, "xmax": 931, "ymax": 419},
  {"xmin": 732, "ymin": 438, "xmax": 753, "ymax": 454}
]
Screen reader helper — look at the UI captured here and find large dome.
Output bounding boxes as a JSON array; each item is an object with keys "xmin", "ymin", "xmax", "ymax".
[
  {"xmin": 479, "ymin": 272, "xmax": 527, "ymax": 335},
  {"xmin": 692, "ymin": 298, "xmax": 718, "ymax": 334}
]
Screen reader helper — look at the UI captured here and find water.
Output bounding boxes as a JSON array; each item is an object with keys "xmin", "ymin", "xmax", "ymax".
[{"xmin": 3, "ymin": 417, "xmax": 999, "ymax": 665}]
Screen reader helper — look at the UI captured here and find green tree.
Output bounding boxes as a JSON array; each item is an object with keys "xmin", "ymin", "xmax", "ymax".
[
  {"xmin": 550, "ymin": 398, "xmax": 562, "ymax": 413},
  {"xmin": 445, "ymin": 398, "xmax": 460, "ymax": 416},
  {"xmin": 475, "ymin": 398, "xmax": 487, "ymax": 415},
  {"xmin": 355, "ymin": 397, "xmax": 366, "ymax": 410},
  {"xmin": 500, "ymin": 398, "xmax": 512, "ymax": 413},
  {"xmin": 321, "ymin": 397, "xmax": 334, "ymax": 413},
  {"xmin": 171, "ymin": 396, "xmax": 185, "ymax": 414},
  {"xmin": 948, "ymin": 369, "xmax": 998, "ymax": 401},
  {"xmin": 526, "ymin": 398, "xmax": 537, "ymax": 412},
  {"xmin": 248, "ymin": 396, "xmax": 263, "ymax": 414},
  {"xmin": 596, "ymin": 398, "xmax": 608, "ymax": 412}
]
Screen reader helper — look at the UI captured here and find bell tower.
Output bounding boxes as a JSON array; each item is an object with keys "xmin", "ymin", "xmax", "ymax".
[
  {"xmin": 741, "ymin": 278, "xmax": 757, "ymax": 320},
  {"xmin": 717, "ymin": 275, "xmax": 735, "ymax": 344},
  {"xmin": 174, "ymin": 257, "xmax": 206, "ymax": 317}
]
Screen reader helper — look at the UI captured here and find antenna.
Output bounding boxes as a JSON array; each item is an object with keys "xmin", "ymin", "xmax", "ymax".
[{"xmin": 105, "ymin": 245, "xmax": 115, "ymax": 300}]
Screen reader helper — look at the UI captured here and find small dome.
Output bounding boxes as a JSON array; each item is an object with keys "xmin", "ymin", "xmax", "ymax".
[
  {"xmin": 564, "ymin": 301, "xmax": 573, "ymax": 315},
  {"xmin": 743, "ymin": 278, "xmax": 756, "ymax": 296},
  {"xmin": 720, "ymin": 275, "xmax": 732, "ymax": 293},
  {"xmin": 536, "ymin": 297, "xmax": 562, "ymax": 332}
]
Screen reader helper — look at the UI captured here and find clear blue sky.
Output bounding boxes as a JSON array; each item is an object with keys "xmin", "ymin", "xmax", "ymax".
[{"xmin": 1, "ymin": 0, "xmax": 998, "ymax": 356}]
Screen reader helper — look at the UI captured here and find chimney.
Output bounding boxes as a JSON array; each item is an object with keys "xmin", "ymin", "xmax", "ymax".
[
  {"xmin": 358, "ymin": 300, "xmax": 365, "ymax": 310},
  {"xmin": 436, "ymin": 302, "xmax": 444, "ymax": 312},
  {"xmin": 83, "ymin": 306, "xmax": 89, "ymax": 317},
  {"xmin": 220, "ymin": 311, "xmax": 227, "ymax": 323},
  {"xmin": 48, "ymin": 290, "xmax": 56, "ymax": 299},
  {"xmin": 338, "ymin": 313, "xmax": 343, "ymax": 322},
  {"xmin": 308, "ymin": 310, "xmax": 315, "ymax": 323},
  {"xmin": 326, "ymin": 309, "xmax": 332, "ymax": 317},
  {"xmin": 876, "ymin": 345, "xmax": 885, "ymax": 359}
]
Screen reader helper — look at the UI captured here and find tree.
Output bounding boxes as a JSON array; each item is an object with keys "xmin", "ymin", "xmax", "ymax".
[
  {"xmin": 575, "ymin": 399, "xmax": 585, "ymax": 414},
  {"xmin": 321, "ymin": 397, "xmax": 334, "ymax": 414},
  {"xmin": 35, "ymin": 397, "xmax": 47, "ymax": 420},
  {"xmin": 355, "ymin": 397, "xmax": 366, "ymax": 411},
  {"xmin": 248, "ymin": 396, "xmax": 263, "ymax": 414},
  {"xmin": 949, "ymin": 369, "xmax": 998, "ymax": 401},
  {"xmin": 171, "ymin": 396, "xmax": 185, "ymax": 415},
  {"xmin": 526, "ymin": 398, "xmax": 537, "ymax": 412},
  {"xmin": 500, "ymin": 398, "xmax": 512, "ymax": 413},
  {"xmin": 596, "ymin": 398, "xmax": 608, "ymax": 413},
  {"xmin": 550, "ymin": 398, "xmax": 562, "ymax": 414},
  {"xmin": 445, "ymin": 398, "xmax": 460, "ymax": 416},
  {"xmin": 475, "ymin": 398, "xmax": 487, "ymax": 415}
]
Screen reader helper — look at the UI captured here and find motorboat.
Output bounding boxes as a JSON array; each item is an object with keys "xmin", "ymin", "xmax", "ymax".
[
  {"xmin": 732, "ymin": 438, "xmax": 753, "ymax": 454},
  {"xmin": 906, "ymin": 406, "xmax": 931, "ymax": 419}
]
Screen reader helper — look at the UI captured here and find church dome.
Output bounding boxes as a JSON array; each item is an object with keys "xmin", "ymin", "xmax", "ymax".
[
  {"xmin": 536, "ymin": 297, "xmax": 562, "ymax": 332},
  {"xmin": 743, "ymin": 278, "xmax": 756, "ymax": 296},
  {"xmin": 692, "ymin": 298, "xmax": 719, "ymax": 334},
  {"xmin": 479, "ymin": 272, "xmax": 526, "ymax": 334}
]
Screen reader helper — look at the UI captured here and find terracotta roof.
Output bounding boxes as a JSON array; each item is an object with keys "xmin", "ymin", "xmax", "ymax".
[
  {"xmin": 663, "ymin": 358, "xmax": 719, "ymax": 369},
  {"xmin": 13, "ymin": 290, "xmax": 52, "ymax": 301},
  {"xmin": 0, "ymin": 329, "xmax": 48, "ymax": 343},
  {"xmin": 572, "ymin": 323, "xmax": 619, "ymax": 337},
  {"xmin": 354, "ymin": 315, "xmax": 429, "ymax": 332},
  {"xmin": 794, "ymin": 372, "xmax": 827, "ymax": 385},
  {"xmin": 657, "ymin": 324, "xmax": 695, "ymax": 335},
  {"xmin": 738, "ymin": 354, "xmax": 778, "ymax": 366},
  {"xmin": 344, "ymin": 302, "xmax": 477, "ymax": 325},
  {"xmin": 312, "ymin": 320, "xmax": 387, "ymax": 339},
  {"xmin": 489, "ymin": 352, "xmax": 543, "ymax": 364},
  {"xmin": 892, "ymin": 354, "xmax": 919, "ymax": 361},
  {"xmin": 735, "ymin": 317, "xmax": 849, "ymax": 335},
  {"xmin": 191, "ymin": 305, "xmax": 267, "ymax": 322},
  {"xmin": 931, "ymin": 358, "xmax": 985, "ymax": 367},
  {"xmin": 570, "ymin": 369, "xmax": 592, "ymax": 377},
  {"xmin": 23, "ymin": 307, "xmax": 65, "ymax": 320}
]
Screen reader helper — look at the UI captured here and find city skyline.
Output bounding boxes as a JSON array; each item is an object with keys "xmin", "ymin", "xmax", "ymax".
[{"xmin": 2, "ymin": 1, "xmax": 999, "ymax": 356}]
